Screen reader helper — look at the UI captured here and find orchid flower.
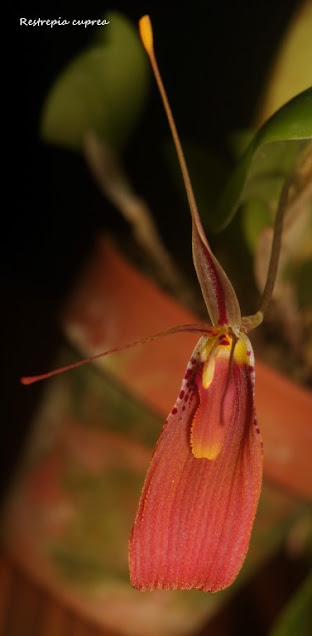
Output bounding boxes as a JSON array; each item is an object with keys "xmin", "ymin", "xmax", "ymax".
[
  {"xmin": 129, "ymin": 16, "xmax": 264, "ymax": 592},
  {"xmin": 21, "ymin": 15, "xmax": 290, "ymax": 593}
]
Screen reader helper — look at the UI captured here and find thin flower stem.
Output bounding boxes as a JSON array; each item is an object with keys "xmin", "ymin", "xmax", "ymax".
[
  {"xmin": 258, "ymin": 178, "xmax": 291, "ymax": 316},
  {"xmin": 259, "ymin": 150, "xmax": 312, "ymax": 317}
]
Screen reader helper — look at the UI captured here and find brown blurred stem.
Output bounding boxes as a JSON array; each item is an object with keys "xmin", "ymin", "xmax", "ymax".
[
  {"xmin": 258, "ymin": 179, "xmax": 290, "ymax": 316},
  {"xmin": 259, "ymin": 149, "xmax": 312, "ymax": 316},
  {"xmin": 83, "ymin": 131, "xmax": 195, "ymax": 306}
]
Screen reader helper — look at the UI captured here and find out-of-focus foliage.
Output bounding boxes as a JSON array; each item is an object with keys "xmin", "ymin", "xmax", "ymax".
[
  {"xmin": 215, "ymin": 0, "xmax": 312, "ymax": 231},
  {"xmin": 214, "ymin": 89, "xmax": 312, "ymax": 231},
  {"xmin": 257, "ymin": 0, "xmax": 312, "ymax": 125},
  {"xmin": 41, "ymin": 12, "xmax": 149, "ymax": 151},
  {"xmin": 164, "ymin": 140, "xmax": 229, "ymax": 227},
  {"xmin": 165, "ymin": 95, "xmax": 312, "ymax": 234},
  {"xmin": 269, "ymin": 571, "xmax": 312, "ymax": 636}
]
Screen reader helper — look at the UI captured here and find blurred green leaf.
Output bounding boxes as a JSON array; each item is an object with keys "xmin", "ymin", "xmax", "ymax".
[
  {"xmin": 41, "ymin": 12, "xmax": 149, "ymax": 152},
  {"xmin": 164, "ymin": 140, "xmax": 230, "ymax": 228},
  {"xmin": 228, "ymin": 129, "xmax": 255, "ymax": 160},
  {"xmin": 241, "ymin": 140, "xmax": 312, "ymax": 253},
  {"xmin": 269, "ymin": 571, "xmax": 312, "ymax": 636},
  {"xmin": 241, "ymin": 199, "xmax": 273, "ymax": 252},
  {"xmin": 257, "ymin": 0, "xmax": 312, "ymax": 125},
  {"xmin": 213, "ymin": 88, "xmax": 312, "ymax": 231}
]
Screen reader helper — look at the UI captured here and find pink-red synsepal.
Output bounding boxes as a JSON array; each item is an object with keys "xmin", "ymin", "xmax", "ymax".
[{"xmin": 129, "ymin": 335, "xmax": 263, "ymax": 592}]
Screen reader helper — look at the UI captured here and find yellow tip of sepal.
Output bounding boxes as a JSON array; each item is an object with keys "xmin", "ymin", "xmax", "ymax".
[{"xmin": 139, "ymin": 15, "xmax": 154, "ymax": 55}]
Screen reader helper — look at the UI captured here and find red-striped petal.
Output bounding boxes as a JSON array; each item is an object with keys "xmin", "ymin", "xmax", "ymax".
[
  {"xmin": 192, "ymin": 215, "xmax": 241, "ymax": 329},
  {"xmin": 129, "ymin": 334, "xmax": 263, "ymax": 592}
]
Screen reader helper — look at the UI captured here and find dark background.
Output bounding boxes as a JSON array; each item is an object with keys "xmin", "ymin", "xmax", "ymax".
[{"xmin": 3, "ymin": 2, "xmax": 306, "ymax": 633}]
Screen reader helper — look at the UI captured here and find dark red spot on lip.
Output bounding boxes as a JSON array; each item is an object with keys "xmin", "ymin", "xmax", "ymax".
[
  {"xmin": 247, "ymin": 350, "xmax": 251, "ymax": 356},
  {"xmin": 179, "ymin": 390, "xmax": 185, "ymax": 399},
  {"xmin": 171, "ymin": 407, "xmax": 178, "ymax": 415},
  {"xmin": 248, "ymin": 366, "xmax": 254, "ymax": 373},
  {"xmin": 182, "ymin": 406, "xmax": 186, "ymax": 411},
  {"xmin": 256, "ymin": 427, "xmax": 260, "ymax": 434},
  {"xmin": 191, "ymin": 357, "xmax": 196, "ymax": 365},
  {"xmin": 185, "ymin": 369, "xmax": 192, "ymax": 379},
  {"xmin": 219, "ymin": 337, "xmax": 229, "ymax": 346}
]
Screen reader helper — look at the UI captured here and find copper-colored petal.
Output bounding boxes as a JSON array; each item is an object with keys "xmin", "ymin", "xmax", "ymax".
[{"xmin": 129, "ymin": 336, "xmax": 263, "ymax": 591}]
